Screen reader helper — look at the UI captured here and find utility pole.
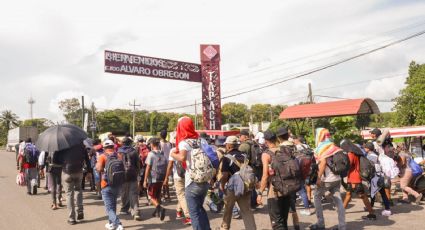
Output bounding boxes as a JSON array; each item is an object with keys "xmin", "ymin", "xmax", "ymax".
[
  {"xmin": 194, "ymin": 100, "xmax": 198, "ymax": 130},
  {"xmin": 91, "ymin": 102, "xmax": 96, "ymax": 139},
  {"xmin": 308, "ymin": 83, "xmax": 315, "ymax": 138},
  {"xmin": 129, "ymin": 99, "xmax": 141, "ymax": 139},
  {"xmin": 81, "ymin": 96, "xmax": 85, "ymax": 129}
]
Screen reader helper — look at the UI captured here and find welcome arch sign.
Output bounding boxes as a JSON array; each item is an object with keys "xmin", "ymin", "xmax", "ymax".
[{"xmin": 104, "ymin": 45, "xmax": 222, "ymax": 130}]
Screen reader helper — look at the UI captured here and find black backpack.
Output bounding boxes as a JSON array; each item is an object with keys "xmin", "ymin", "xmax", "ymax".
[
  {"xmin": 250, "ymin": 141, "xmax": 262, "ymax": 168},
  {"xmin": 24, "ymin": 143, "xmax": 39, "ymax": 165},
  {"xmin": 150, "ymin": 150, "xmax": 168, "ymax": 182},
  {"xmin": 269, "ymin": 145, "xmax": 302, "ymax": 196},
  {"xmin": 359, "ymin": 155, "xmax": 376, "ymax": 181},
  {"xmin": 105, "ymin": 153, "xmax": 125, "ymax": 187},
  {"xmin": 327, "ymin": 151, "xmax": 350, "ymax": 177},
  {"xmin": 119, "ymin": 146, "xmax": 138, "ymax": 181}
]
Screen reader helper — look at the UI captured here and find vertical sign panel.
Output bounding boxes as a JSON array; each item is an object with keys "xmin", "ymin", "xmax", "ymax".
[{"xmin": 201, "ymin": 45, "xmax": 222, "ymax": 130}]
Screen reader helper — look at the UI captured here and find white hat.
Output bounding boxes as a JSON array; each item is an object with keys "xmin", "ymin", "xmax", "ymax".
[{"xmin": 103, "ymin": 140, "xmax": 114, "ymax": 148}]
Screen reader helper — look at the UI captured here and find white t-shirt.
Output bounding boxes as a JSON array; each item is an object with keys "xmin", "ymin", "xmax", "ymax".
[
  {"xmin": 178, "ymin": 139, "xmax": 195, "ymax": 188},
  {"xmin": 255, "ymin": 132, "xmax": 265, "ymax": 145},
  {"xmin": 161, "ymin": 140, "xmax": 172, "ymax": 160}
]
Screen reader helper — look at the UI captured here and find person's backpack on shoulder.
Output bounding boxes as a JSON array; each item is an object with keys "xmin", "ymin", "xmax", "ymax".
[
  {"xmin": 150, "ymin": 150, "xmax": 168, "ymax": 182},
  {"xmin": 24, "ymin": 143, "xmax": 40, "ymax": 165},
  {"xmin": 327, "ymin": 151, "xmax": 350, "ymax": 177},
  {"xmin": 187, "ymin": 139, "xmax": 215, "ymax": 183},
  {"xmin": 105, "ymin": 152, "xmax": 125, "ymax": 187},
  {"xmin": 118, "ymin": 146, "xmax": 138, "ymax": 181},
  {"xmin": 224, "ymin": 154, "xmax": 256, "ymax": 192},
  {"xmin": 409, "ymin": 158, "xmax": 423, "ymax": 177},
  {"xmin": 268, "ymin": 145, "xmax": 302, "ymax": 196}
]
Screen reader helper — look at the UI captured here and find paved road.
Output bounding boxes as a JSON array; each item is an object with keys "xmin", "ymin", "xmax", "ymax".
[{"xmin": 1, "ymin": 150, "xmax": 424, "ymax": 230}]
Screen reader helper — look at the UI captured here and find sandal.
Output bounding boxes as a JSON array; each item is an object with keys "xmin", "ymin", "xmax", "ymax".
[
  {"xmin": 58, "ymin": 202, "xmax": 63, "ymax": 207},
  {"xmin": 51, "ymin": 204, "xmax": 58, "ymax": 210}
]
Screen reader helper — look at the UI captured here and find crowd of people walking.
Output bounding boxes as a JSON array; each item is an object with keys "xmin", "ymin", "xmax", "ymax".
[{"xmin": 14, "ymin": 117, "xmax": 425, "ymax": 230}]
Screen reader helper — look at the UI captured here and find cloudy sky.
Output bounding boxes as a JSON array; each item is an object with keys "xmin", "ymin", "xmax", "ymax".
[{"xmin": 1, "ymin": 0, "xmax": 425, "ymax": 122}]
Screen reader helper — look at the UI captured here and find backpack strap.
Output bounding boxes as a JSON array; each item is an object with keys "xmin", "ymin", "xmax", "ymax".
[{"xmin": 224, "ymin": 154, "xmax": 247, "ymax": 169}]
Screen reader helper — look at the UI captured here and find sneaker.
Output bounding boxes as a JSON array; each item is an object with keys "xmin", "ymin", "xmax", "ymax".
[
  {"xmin": 361, "ymin": 214, "xmax": 377, "ymax": 220},
  {"xmin": 116, "ymin": 224, "xmax": 124, "ymax": 230},
  {"xmin": 300, "ymin": 209, "xmax": 312, "ymax": 216},
  {"xmin": 133, "ymin": 214, "xmax": 142, "ymax": 221},
  {"xmin": 77, "ymin": 212, "xmax": 84, "ymax": 220},
  {"xmin": 416, "ymin": 194, "xmax": 423, "ymax": 204},
  {"xmin": 119, "ymin": 210, "xmax": 130, "ymax": 215},
  {"xmin": 176, "ymin": 210, "xmax": 184, "ymax": 219},
  {"xmin": 183, "ymin": 217, "xmax": 192, "ymax": 225},
  {"xmin": 381, "ymin": 210, "xmax": 392, "ymax": 216},
  {"xmin": 67, "ymin": 219, "xmax": 77, "ymax": 225},
  {"xmin": 159, "ymin": 207, "xmax": 166, "ymax": 221},
  {"xmin": 232, "ymin": 214, "xmax": 241, "ymax": 219},
  {"xmin": 105, "ymin": 223, "xmax": 115, "ymax": 230},
  {"xmin": 309, "ymin": 224, "xmax": 325, "ymax": 230}
]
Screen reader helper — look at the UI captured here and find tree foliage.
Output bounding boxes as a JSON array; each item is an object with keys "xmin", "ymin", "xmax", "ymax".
[
  {"xmin": 0, "ymin": 110, "xmax": 20, "ymax": 131},
  {"xmin": 393, "ymin": 61, "xmax": 425, "ymax": 126},
  {"xmin": 21, "ymin": 118, "xmax": 54, "ymax": 133}
]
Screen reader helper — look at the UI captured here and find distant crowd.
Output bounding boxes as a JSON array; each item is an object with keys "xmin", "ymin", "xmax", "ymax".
[{"xmin": 15, "ymin": 116, "xmax": 425, "ymax": 230}]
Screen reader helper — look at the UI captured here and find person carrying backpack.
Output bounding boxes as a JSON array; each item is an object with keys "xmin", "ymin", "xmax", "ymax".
[
  {"xmin": 364, "ymin": 142, "xmax": 392, "ymax": 216},
  {"xmin": 340, "ymin": 139, "xmax": 376, "ymax": 221},
  {"xmin": 118, "ymin": 137, "xmax": 141, "ymax": 221},
  {"xmin": 19, "ymin": 138, "xmax": 40, "ymax": 195},
  {"xmin": 275, "ymin": 128, "xmax": 301, "ymax": 230},
  {"xmin": 160, "ymin": 130, "xmax": 172, "ymax": 201},
  {"xmin": 96, "ymin": 140, "xmax": 125, "ymax": 230},
  {"xmin": 257, "ymin": 130, "xmax": 292, "ymax": 230},
  {"xmin": 238, "ymin": 130, "xmax": 262, "ymax": 210},
  {"xmin": 143, "ymin": 137, "xmax": 168, "ymax": 221},
  {"xmin": 398, "ymin": 146, "xmax": 423, "ymax": 204},
  {"xmin": 310, "ymin": 128, "xmax": 346, "ymax": 230},
  {"xmin": 219, "ymin": 136, "xmax": 256, "ymax": 230},
  {"xmin": 170, "ymin": 116, "xmax": 212, "ymax": 230}
]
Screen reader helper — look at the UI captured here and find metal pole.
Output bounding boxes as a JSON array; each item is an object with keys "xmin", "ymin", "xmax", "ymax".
[
  {"xmin": 91, "ymin": 102, "xmax": 95, "ymax": 139},
  {"xmin": 81, "ymin": 96, "xmax": 85, "ymax": 129},
  {"xmin": 194, "ymin": 100, "xmax": 198, "ymax": 130},
  {"xmin": 129, "ymin": 99, "xmax": 141, "ymax": 140},
  {"xmin": 308, "ymin": 83, "xmax": 315, "ymax": 138}
]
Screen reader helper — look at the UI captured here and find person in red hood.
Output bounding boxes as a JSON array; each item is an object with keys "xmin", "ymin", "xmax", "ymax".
[{"xmin": 171, "ymin": 117, "xmax": 212, "ymax": 230}]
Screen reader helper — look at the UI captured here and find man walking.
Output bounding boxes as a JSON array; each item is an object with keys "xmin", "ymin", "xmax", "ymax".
[
  {"xmin": 19, "ymin": 138, "xmax": 40, "ymax": 195},
  {"xmin": 96, "ymin": 140, "xmax": 125, "ymax": 230},
  {"xmin": 118, "ymin": 137, "xmax": 141, "ymax": 221},
  {"xmin": 61, "ymin": 142, "xmax": 90, "ymax": 225},
  {"xmin": 220, "ymin": 136, "xmax": 256, "ymax": 230}
]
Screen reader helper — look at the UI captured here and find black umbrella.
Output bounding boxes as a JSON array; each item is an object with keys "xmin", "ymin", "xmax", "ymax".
[{"xmin": 36, "ymin": 124, "xmax": 88, "ymax": 153}]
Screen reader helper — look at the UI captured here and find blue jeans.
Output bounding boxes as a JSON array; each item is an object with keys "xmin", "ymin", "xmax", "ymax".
[
  {"xmin": 185, "ymin": 182, "xmax": 211, "ymax": 230},
  {"xmin": 101, "ymin": 186, "xmax": 122, "ymax": 226},
  {"xmin": 298, "ymin": 185, "xmax": 309, "ymax": 209}
]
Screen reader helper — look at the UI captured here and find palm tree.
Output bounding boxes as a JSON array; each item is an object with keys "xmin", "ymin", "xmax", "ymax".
[{"xmin": 0, "ymin": 110, "xmax": 20, "ymax": 131}]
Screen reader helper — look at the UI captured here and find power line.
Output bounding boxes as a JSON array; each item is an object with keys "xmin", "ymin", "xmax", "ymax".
[{"xmin": 142, "ymin": 20, "xmax": 425, "ymax": 104}]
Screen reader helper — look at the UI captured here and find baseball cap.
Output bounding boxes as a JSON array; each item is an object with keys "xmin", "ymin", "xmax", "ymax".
[
  {"xmin": 149, "ymin": 137, "xmax": 160, "ymax": 144},
  {"xmin": 264, "ymin": 130, "xmax": 276, "ymax": 141},
  {"xmin": 364, "ymin": 142, "xmax": 375, "ymax": 151},
  {"xmin": 122, "ymin": 137, "xmax": 133, "ymax": 145},
  {"xmin": 103, "ymin": 140, "xmax": 115, "ymax": 148},
  {"xmin": 370, "ymin": 128, "xmax": 382, "ymax": 136},
  {"xmin": 276, "ymin": 127, "xmax": 288, "ymax": 137},
  {"xmin": 240, "ymin": 130, "xmax": 250, "ymax": 136},
  {"xmin": 224, "ymin": 136, "xmax": 239, "ymax": 145}
]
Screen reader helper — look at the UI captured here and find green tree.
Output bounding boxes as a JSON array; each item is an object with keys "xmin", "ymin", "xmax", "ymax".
[
  {"xmin": 221, "ymin": 103, "xmax": 249, "ymax": 125},
  {"xmin": 58, "ymin": 98, "xmax": 81, "ymax": 126},
  {"xmin": 96, "ymin": 110, "xmax": 130, "ymax": 134},
  {"xmin": 393, "ymin": 61, "xmax": 425, "ymax": 126},
  {"xmin": 0, "ymin": 110, "xmax": 20, "ymax": 131},
  {"xmin": 329, "ymin": 116, "xmax": 362, "ymax": 145}
]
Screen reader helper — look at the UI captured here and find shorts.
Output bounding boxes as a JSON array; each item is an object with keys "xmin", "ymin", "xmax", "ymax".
[
  {"xmin": 346, "ymin": 183, "xmax": 365, "ymax": 194},
  {"xmin": 289, "ymin": 193, "xmax": 297, "ymax": 213},
  {"xmin": 148, "ymin": 182, "xmax": 163, "ymax": 200}
]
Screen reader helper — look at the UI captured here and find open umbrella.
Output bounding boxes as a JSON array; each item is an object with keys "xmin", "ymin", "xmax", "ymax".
[{"xmin": 36, "ymin": 124, "xmax": 88, "ymax": 153}]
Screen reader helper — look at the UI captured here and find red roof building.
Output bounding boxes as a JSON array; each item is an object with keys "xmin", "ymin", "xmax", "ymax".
[{"xmin": 279, "ymin": 98, "xmax": 380, "ymax": 119}]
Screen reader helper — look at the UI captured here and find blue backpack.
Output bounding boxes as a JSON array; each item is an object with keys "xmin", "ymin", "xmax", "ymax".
[
  {"xmin": 409, "ymin": 158, "xmax": 424, "ymax": 177},
  {"xmin": 201, "ymin": 138, "xmax": 219, "ymax": 169},
  {"xmin": 24, "ymin": 143, "xmax": 40, "ymax": 165}
]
